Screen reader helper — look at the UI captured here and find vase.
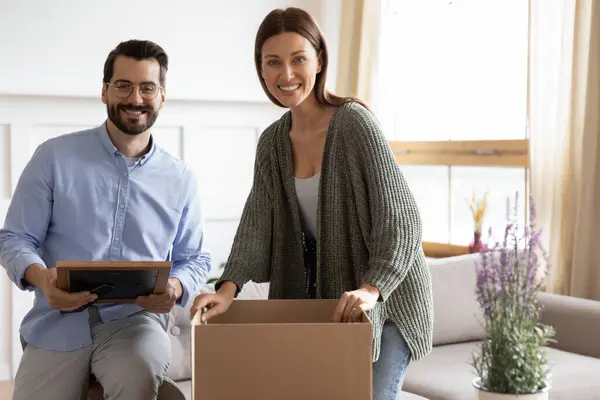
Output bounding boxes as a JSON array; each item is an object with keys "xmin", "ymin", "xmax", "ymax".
[
  {"xmin": 468, "ymin": 231, "xmax": 487, "ymax": 253},
  {"xmin": 473, "ymin": 378, "xmax": 550, "ymax": 400}
]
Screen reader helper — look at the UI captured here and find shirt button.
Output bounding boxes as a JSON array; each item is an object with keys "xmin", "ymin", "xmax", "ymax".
[
  {"xmin": 122, "ymin": 172, "xmax": 128, "ymax": 177},
  {"xmin": 119, "ymin": 204, "xmax": 125, "ymax": 209},
  {"xmin": 114, "ymin": 237, "xmax": 120, "ymax": 242}
]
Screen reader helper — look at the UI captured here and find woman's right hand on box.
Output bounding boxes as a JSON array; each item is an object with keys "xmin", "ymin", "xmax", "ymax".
[{"xmin": 190, "ymin": 281, "xmax": 237, "ymax": 322}]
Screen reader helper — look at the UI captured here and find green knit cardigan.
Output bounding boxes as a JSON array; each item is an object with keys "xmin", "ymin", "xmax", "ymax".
[{"xmin": 217, "ymin": 102, "xmax": 434, "ymax": 362}]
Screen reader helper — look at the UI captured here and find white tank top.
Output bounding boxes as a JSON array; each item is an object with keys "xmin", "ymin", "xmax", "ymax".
[{"xmin": 294, "ymin": 171, "xmax": 320, "ymax": 238}]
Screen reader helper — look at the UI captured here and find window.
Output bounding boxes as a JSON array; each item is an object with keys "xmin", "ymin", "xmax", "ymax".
[{"xmin": 374, "ymin": 0, "xmax": 529, "ymax": 255}]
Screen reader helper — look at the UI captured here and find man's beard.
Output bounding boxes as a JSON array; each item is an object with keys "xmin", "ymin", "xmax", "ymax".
[{"xmin": 107, "ymin": 103, "xmax": 159, "ymax": 135}]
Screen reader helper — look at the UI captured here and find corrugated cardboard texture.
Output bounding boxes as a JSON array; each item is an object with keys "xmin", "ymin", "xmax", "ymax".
[{"xmin": 192, "ymin": 299, "xmax": 372, "ymax": 400}]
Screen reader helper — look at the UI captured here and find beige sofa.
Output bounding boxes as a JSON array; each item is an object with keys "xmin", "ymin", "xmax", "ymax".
[{"xmin": 402, "ymin": 254, "xmax": 600, "ymax": 400}]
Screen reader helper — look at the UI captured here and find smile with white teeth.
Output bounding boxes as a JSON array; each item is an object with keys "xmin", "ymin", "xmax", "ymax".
[
  {"xmin": 122, "ymin": 108, "xmax": 145, "ymax": 115},
  {"xmin": 279, "ymin": 84, "xmax": 301, "ymax": 92}
]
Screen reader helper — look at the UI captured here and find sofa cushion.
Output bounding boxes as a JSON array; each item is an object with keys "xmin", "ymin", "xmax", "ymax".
[
  {"xmin": 403, "ymin": 341, "xmax": 479, "ymax": 400},
  {"xmin": 403, "ymin": 341, "xmax": 600, "ymax": 400},
  {"xmin": 428, "ymin": 254, "xmax": 486, "ymax": 346}
]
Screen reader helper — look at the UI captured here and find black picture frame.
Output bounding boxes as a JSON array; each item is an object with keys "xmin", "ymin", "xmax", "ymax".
[{"xmin": 56, "ymin": 261, "xmax": 172, "ymax": 303}]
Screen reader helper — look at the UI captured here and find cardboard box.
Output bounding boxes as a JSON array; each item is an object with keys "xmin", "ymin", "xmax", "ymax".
[{"xmin": 192, "ymin": 299, "xmax": 372, "ymax": 400}]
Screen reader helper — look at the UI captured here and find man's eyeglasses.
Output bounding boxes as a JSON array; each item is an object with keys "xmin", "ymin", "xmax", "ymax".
[{"xmin": 105, "ymin": 80, "xmax": 163, "ymax": 100}]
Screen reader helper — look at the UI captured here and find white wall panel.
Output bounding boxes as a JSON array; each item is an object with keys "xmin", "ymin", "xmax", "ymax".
[
  {"xmin": 183, "ymin": 126, "xmax": 258, "ymax": 220},
  {"xmin": 0, "ymin": 199, "xmax": 12, "ymax": 380},
  {"xmin": 0, "ymin": 126, "xmax": 11, "ymax": 378},
  {"xmin": 10, "ymin": 287, "xmax": 33, "ymax": 379},
  {"xmin": 29, "ymin": 124, "xmax": 96, "ymax": 155},
  {"xmin": 0, "ymin": 0, "xmax": 341, "ymax": 102},
  {"xmin": 0, "ymin": 125, "xmax": 10, "ymax": 199},
  {"xmin": 152, "ymin": 126, "xmax": 183, "ymax": 160},
  {"xmin": 203, "ymin": 220, "xmax": 242, "ymax": 280}
]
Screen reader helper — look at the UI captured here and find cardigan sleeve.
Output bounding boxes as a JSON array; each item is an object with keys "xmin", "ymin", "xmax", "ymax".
[
  {"xmin": 343, "ymin": 103, "xmax": 424, "ymax": 302},
  {"xmin": 215, "ymin": 133, "xmax": 274, "ymax": 295}
]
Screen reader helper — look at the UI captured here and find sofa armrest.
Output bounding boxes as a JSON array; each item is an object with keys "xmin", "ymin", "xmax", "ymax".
[
  {"xmin": 537, "ymin": 291, "xmax": 600, "ymax": 358},
  {"xmin": 166, "ymin": 286, "xmax": 214, "ymax": 382}
]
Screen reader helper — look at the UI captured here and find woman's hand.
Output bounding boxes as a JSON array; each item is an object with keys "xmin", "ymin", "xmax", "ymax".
[
  {"xmin": 190, "ymin": 281, "xmax": 237, "ymax": 322},
  {"xmin": 333, "ymin": 283, "xmax": 380, "ymax": 323}
]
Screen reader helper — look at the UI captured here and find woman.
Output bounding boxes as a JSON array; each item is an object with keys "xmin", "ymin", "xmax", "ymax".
[{"xmin": 191, "ymin": 7, "xmax": 433, "ymax": 399}]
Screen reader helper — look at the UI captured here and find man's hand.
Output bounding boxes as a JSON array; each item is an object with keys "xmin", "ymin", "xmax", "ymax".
[
  {"xmin": 190, "ymin": 281, "xmax": 237, "ymax": 322},
  {"xmin": 25, "ymin": 265, "xmax": 98, "ymax": 312},
  {"xmin": 136, "ymin": 278, "xmax": 182, "ymax": 313},
  {"xmin": 333, "ymin": 283, "xmax": 381, "ymax": 323}
]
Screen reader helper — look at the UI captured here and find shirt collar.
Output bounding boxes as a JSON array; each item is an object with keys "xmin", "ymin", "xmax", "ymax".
[{"xmin": 97, "ymin": 121, "xmax": 156, "ymax": 166}]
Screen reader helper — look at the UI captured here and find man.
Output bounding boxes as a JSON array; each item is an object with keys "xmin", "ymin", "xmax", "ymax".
[{"xmin": 0, "ymin": 39, "xmax": 211, "ymax": 399}]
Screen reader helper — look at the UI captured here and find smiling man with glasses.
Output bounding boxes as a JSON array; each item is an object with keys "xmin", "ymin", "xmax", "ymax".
[{"xmin": 0, "ymin": 39, "xmax": 211, "ymax": 400}]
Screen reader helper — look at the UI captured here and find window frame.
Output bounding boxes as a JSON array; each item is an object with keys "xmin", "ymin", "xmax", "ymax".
[{"xmin": 389, "ymin": 139, "xmax": 530, "ymax": 258}]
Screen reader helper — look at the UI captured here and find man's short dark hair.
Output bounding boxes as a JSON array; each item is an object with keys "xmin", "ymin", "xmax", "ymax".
[{"xmin": 103, "ymin": 39, "xmax": 168, "ymax": 86}]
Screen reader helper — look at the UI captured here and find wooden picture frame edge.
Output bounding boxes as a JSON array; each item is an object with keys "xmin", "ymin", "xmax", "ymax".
[{"xmin": 55, "ymin": 261, "xmax": 172, "ymax": 303}]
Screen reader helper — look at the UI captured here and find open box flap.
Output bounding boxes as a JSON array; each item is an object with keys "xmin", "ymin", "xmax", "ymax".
[{"xmin": 192, "ymin": 299, "xmax": 372, "ymax": 326}]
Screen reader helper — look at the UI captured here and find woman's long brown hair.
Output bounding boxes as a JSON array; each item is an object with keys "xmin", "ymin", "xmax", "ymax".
[{"xmin": 254, "ymin": 7, "xmax": 370, "ymax": 111}]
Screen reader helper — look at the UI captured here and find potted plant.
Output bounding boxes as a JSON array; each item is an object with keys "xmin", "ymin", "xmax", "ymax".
[
  {"xmin": 467, "ymin": 191, "xmax": 489, "ymax": 253},
  {"xmin": 472, "ymin": 194, "xmax": 555, "ymax": 399}
]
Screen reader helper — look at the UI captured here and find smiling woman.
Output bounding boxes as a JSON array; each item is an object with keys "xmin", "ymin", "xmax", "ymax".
[
  {"xmin": 252, "ymin": 7, "xmax": 368, "ymax": 112},
  {"xmin": 260, "ymin": 33, "xmax": 319, "ymax": 109},
  {"xmin": 190, "ymin": 7, "xmax": 434, "ymax": 400}
]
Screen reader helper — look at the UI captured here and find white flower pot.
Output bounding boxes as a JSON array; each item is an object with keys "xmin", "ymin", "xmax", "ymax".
[{"xmin": 473, "ymin": 378, "xmax": 550, "ymax": 400}]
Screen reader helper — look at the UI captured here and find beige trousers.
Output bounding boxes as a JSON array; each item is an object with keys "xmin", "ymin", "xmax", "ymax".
[{"xmin": 12, "ymin": 309, "xmax": 171, "ymax": 400}]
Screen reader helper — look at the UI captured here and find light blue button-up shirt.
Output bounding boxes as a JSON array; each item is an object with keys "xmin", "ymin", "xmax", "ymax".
[{"xmin": 0, "ymin": 123, "xmax": 211, "ymax": 351}]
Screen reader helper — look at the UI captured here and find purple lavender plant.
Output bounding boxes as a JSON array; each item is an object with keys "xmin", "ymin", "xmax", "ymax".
[{"xmin": 472, "ymin": 193, "xmax": 555, "ymax": 394}]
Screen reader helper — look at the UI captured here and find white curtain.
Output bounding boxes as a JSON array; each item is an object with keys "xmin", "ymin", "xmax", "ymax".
[
  {"xmin": 528, "ymin": 0, "xmax": 600, "ymax": 300},
  {"xmin": 368, "ymin": 0, "xmax": 397, "ymax": 139},
  {"xmin": 336, "ymin": 0, "xmax": 382, "ymax": 107}
]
